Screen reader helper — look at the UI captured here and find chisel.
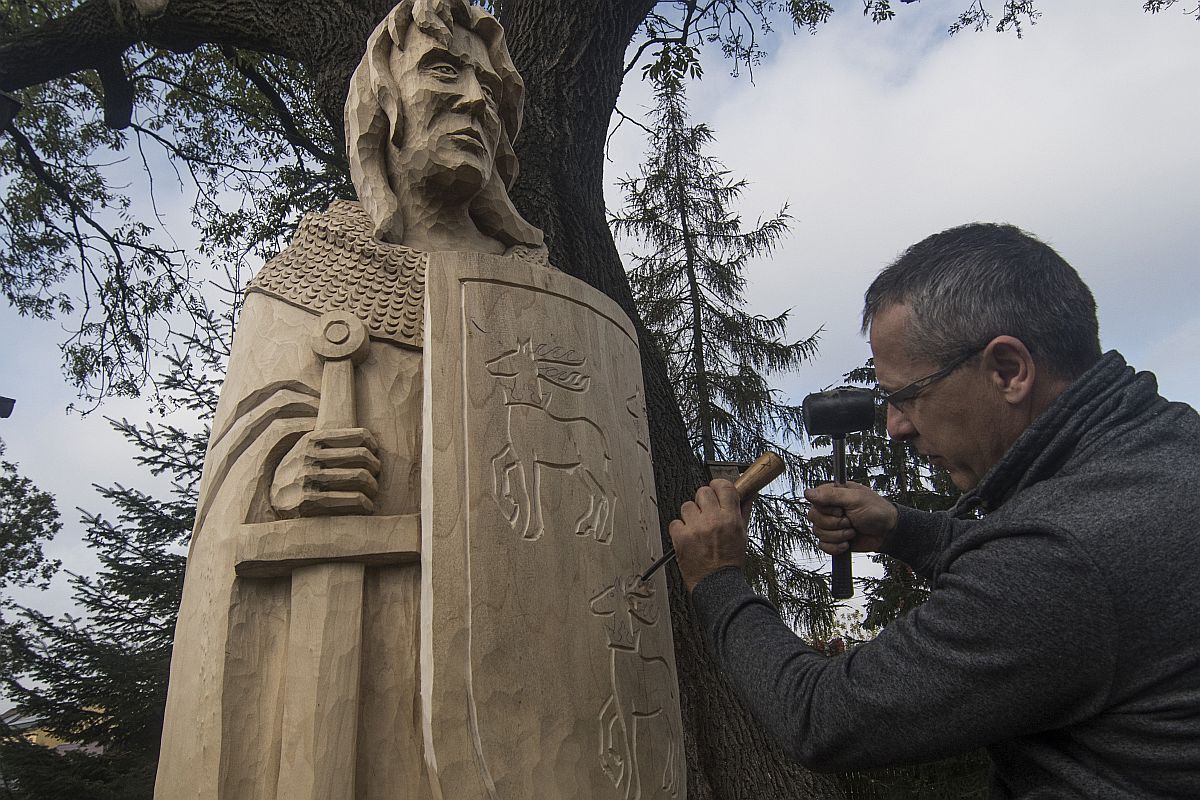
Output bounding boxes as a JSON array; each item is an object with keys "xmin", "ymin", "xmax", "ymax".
[{"xmin": 638, "ymin": 451, "xmax": 786, "ymax": 583}]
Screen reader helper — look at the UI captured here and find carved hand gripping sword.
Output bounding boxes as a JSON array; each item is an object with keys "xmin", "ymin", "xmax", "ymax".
[{"xmin": 230, "ymin": 308, "xmax": 423, "ymax": 797}]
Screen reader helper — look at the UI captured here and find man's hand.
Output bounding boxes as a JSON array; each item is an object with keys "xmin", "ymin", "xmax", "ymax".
[
  {"xmin": 668, "ymin": 479, "xmax": 752, "ymax": 592},
  {"xmin": 804, "ymin": 481, "xmax": 898, "ymax": 555},
  {"xmin": 270, "ymin": 427, "xmax": 382, "ymax": 518}
]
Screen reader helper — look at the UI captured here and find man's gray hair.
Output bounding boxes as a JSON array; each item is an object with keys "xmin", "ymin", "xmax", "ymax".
[{"xmin": 862, "ymin": 223, "xmax": 1101, "ymax": 380}]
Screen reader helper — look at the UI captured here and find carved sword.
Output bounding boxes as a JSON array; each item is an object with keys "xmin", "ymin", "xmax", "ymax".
[{"xmin": 276, "ymin": 310, "xmax": 372, "ymax": 800}]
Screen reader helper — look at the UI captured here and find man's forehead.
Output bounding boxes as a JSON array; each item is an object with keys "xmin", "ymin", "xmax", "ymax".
[
  {"xmin": 867, "ymin": 303, "xmax": 911, "ymax": 352},
  {"xmin": 869, "ymin": 303, "xmax": 928, "ymax": 384}
]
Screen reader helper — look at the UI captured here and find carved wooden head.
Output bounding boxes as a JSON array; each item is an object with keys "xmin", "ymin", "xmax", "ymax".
[{"xmin": 346, "ymin": 0, "xmax": 544, "ymax": 249}]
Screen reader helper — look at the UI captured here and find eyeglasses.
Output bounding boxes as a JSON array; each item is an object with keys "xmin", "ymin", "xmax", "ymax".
[{"xmin": 879, "ymin": 345, "xmax": 986, "ymax": 409}]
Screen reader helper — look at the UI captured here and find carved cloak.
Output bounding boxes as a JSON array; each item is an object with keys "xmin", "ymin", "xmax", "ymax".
[{"xmin": 154, "ymin": 200, "xmax": 544, "ymax": 800}]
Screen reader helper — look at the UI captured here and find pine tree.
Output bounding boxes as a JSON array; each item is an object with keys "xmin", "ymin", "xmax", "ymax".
[
  {"xmin": 610, "ymin": 73, "xmax": 837, "ymax": 634},
  {"xmin": 0, "ymin": 441, "xmax": 64, "ymax": 797},
  {"xmin": 0, "ymin": 315, "xmax": 226, "ymax": 799},
  {"xmin": 0, "ymin": 442, "xmax": 61, "ymax": 601}
]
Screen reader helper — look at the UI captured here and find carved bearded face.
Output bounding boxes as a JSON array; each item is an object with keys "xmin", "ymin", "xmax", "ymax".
[{"xmin": 386, "ymin": 21, "xmax": 504, "ymax": 201}]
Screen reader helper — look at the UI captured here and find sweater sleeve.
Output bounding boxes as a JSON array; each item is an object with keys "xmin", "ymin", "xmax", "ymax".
[
  {"xmin": 881, "ymin": 505, "xmax": 978, "ymax": 581},
  {"xmin": 690, "ymin": 522, "xmax": 1117, "ymax": 772}
]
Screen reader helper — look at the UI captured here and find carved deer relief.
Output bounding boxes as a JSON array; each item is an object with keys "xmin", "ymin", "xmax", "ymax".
[
  {"xmin": 486, "ymin": 338, "xmax": 617, "ymax": 542},
  {"xmin": 589, "ymin": 576, "xmax": 683, "ymax": 800}
]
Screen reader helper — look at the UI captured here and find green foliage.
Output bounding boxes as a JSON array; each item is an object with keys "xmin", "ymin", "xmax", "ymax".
[
  {"xmin": 784, "ymin": 0, "xmax": 837, "ymax": 31},
  {"xmin": 631, "ymin": 0, "xmax": 841, "ymax": 88},
  {"xmin": 641, "ymin": 42, "xmax": 705, "ymax": 85},
  {"xmin": 0, "ymin": 441, "xmax": 61, "ymax": 595},
  {"xmin": 0, "ymin": 319, "xmax": 223, "ymax": 798},
  {"xmin": 0, "ymin": 0, "xmax": 347, "ymax": 401},
  {"xmin": 1, "ymin": 4, "xmax": 174, "ymax": 398},
  {"xmin": 1142, "ymin": 0, "xmax": 1200, "ymax": 18},
  {"xmin": 0, "ymin": 736, "xmax": 158, "ymax": 800},
  {"xmin": 862, "ymin": 0, "xmax": 897, "ymax": 24},
  {"xmin": 629, "ymin": 0, "xmax": 1068, "ymax": 91},
  {"xmin": 948, "ymin": 1, "xmax": 1042, "ymax": 37}
]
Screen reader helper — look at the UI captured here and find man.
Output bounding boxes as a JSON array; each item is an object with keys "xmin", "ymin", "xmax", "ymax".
[{"xmin": 669, "ymin": 223, "xmax": 1200, "ymax": 798}]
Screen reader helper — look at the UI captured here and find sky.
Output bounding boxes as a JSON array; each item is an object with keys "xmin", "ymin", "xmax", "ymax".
[
  {"xmin": 608, "ymin": 0, "xmax": 1200, "ymax": 408},
  {"xmin": 2, "ymin": 0, "xmax": 1198, "ymax": 623}
]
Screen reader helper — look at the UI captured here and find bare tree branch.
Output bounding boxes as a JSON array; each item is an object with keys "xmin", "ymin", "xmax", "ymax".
[
  {"xmin": 0, "ymin": 0, "xmax": 398, "ymax": 123},
  {"xmin": 218, "ymin": 46, "xmax": 345, "ymax": 170}
]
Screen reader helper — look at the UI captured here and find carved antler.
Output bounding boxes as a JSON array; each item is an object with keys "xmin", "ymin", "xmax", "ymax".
[
  {"xmin": 533, "ymin": 343, "xmax": 590, "ymax": 392},
  {"xmin": 534, "ymin": 343, "xmax": 586, "ymax": 366},
  {"xmin": 604, "ymin": 618, "xmax": 637, "ymax": 651}
]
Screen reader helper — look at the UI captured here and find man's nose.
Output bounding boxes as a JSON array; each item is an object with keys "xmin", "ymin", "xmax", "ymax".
[{"xmin": 885, "ymin": 403, "xmax": 916, "ymax": 440}]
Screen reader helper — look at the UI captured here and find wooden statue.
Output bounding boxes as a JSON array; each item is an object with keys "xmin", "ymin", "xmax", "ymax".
[{"xmin": 154, "ymin": 2, "xmax": 683, "ymax": 798}]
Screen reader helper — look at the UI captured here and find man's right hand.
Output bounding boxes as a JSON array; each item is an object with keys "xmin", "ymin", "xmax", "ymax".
[
  {"xmin": 270, "ymin": 427, "xmax": 382, "ymax": 518},
  {"xmin": 804, "ymin": 481, "xmax": 898, "ymax": 555}
]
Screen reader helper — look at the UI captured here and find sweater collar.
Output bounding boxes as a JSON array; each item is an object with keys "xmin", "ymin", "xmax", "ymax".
[{"xmin": 952, "ymin": 350, "xmax": 1160, "ymax": 517}]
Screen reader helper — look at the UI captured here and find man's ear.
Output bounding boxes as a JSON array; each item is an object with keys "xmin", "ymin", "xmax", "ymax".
[{"xmin": 984, "ymin": 336, "xmax": 1036, "ymax": 405}]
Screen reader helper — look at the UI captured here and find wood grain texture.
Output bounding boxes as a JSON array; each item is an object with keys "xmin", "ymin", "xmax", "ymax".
[
  {"xmin": 277, "ymin": 562, "xmax": 365, "ymax": 800},
  {"xmin": 235, "ymin": 515, "xmax": 420, "ymax": 578},
  {"xmin": 155, "ymin": 289, "xmax": 426, "ymax": 800},
  {"xmin": 423, "ymin": 252, "xmax": 685, "ymax": 799}
]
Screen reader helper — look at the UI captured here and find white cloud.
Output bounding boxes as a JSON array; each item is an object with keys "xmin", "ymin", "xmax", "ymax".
[{"xmin": 1136, "ymin": 315, "xmax": 1200, "ymax": 404}]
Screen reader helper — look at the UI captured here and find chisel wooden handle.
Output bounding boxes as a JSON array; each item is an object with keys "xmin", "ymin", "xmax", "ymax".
[{"xmin": 732, "ymin": 452, "xmax": 786, "ymax": 498}]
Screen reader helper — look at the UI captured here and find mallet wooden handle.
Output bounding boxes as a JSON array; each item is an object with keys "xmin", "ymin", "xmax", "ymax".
[{"xmin": 639, "ymin": 452, "xmax": 786, "ymax": 583}]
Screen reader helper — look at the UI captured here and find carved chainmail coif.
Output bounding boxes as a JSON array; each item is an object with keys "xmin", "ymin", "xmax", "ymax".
[
  {"xmin": 248, "ymin": 199, "xmax": 550, "ymax": 349},
  {"xmin": 248, "ymin": 200, "xmax": 427, "ymax": 348}
]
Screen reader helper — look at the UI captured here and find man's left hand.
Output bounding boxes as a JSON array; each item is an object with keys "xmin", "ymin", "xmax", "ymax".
[{"xmin": 668, "ymin": 479, "xmax": 752, "ymax": 592}]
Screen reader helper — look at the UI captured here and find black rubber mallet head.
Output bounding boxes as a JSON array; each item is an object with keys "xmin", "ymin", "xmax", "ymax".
[{"xmin": 802, "ymin": 387, "xmax": 876, "ymax": 599}]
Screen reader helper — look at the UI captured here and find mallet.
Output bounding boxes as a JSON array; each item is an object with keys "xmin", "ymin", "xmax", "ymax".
[
  {"xmin": 802, "ymin": 387, "xmax": 876, "ymax": 600},
  {"xmin": 639, "ymin": 451, "xmax": 786, "ymax": 584}
]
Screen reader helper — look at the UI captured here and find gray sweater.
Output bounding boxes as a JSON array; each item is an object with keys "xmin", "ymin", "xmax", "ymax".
[{"xmin": 691, "ymin": 351, "xmax": 1200, "ymax": 798}]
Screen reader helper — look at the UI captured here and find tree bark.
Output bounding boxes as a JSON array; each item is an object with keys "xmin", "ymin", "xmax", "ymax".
[
  {"xmin": 501, "ymin": 7, "xmax": 839, "ymax": 794},
  {"xmin": 0, "ymin": 0, "xmax": 396, "ymax": 130},
  {"xmin": 0, "ymin": 1, "xmax": 843, "ymax": 796}
]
